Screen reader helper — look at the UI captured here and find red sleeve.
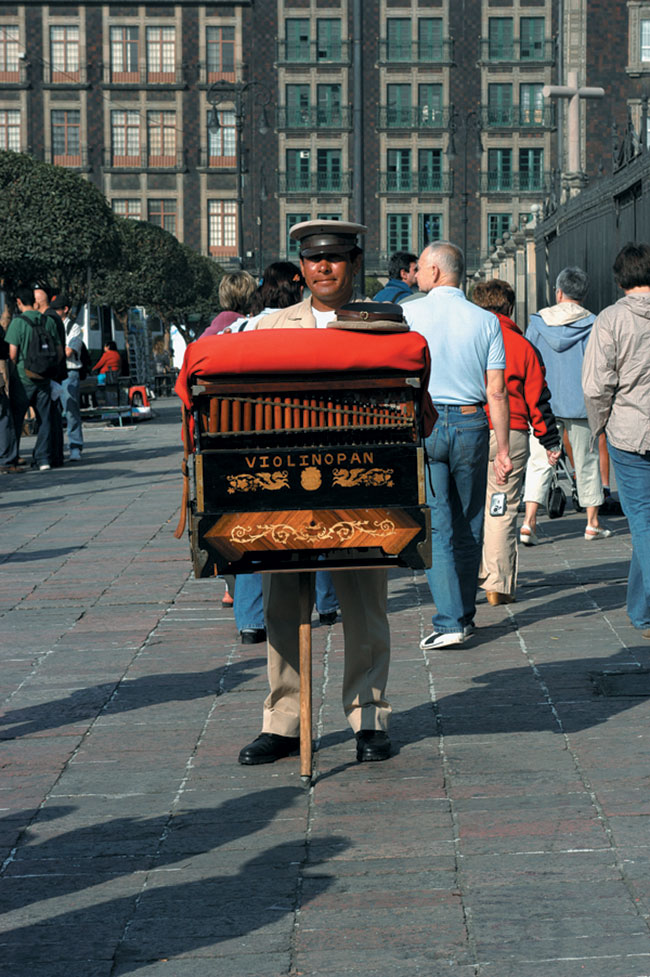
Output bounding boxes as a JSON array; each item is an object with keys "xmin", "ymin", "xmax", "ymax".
[
  {"xmin": 92, "ymin": 352, "xmax": 108, "ymax": 373},
  {"xmin": 522, "ymin": 341, "xmax": 560, "ymax": 448}
]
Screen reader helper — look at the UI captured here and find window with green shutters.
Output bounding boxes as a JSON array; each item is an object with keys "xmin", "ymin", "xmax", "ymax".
[
  {"xmin": 488, "ymin": 18, "xmax": 513, "ymax": 60},
  {"xmin": 519, "ymin": 148, "xmax": 544, "ymax": 191},
  {"xmin": 387, "ymin": 84, "xmax": 412, "ymax": 127},
  {"xmin": 387, "ymin": 214, "xmax": 412, "ymax": 253},
  {"xmin": 387, "ymin": 149, "xmax": 411, "ymax": 191},
  {"xmin": 286, "ymin": 19, "xmax": 310, "ymax": 62},
  {"xmin": 520, "ymin": 17, "xmax": 544, "ymax": 61},
  {"xmin": 488, "ymin": 213, "xmax": 512, "ymax": 250},
  {"xmin": 419, "ymin": 213, "xmax": 442, "ymax": 250},
  {"xmin": 317, "ymin": 149, "xmax": 341, "ymax": 191},
  {"xmin": 286, "ymin": 85, "xmax": 310, "ymax": 127},
  {"xmin": 487, "ymin": 84, "xmax": 513, "ymax": 126},
  {"xmin": 520, "ymin": 84, "xmax": 544, "ymax": 126},
  {"xmin": 316, "ymin": 19, "xmax": 341, "ymax": 61},
  {"xmin": 287, "ymin": 213, "xmax": 310, "ymax": 255},
  {"xmin": 418, "ymin": 18, "xmax": 443, "ymax": 61},
  {"xmin": 317, "ymin": 84, "xmax": 342, "ymax": 126},
  {"xmin": 487, "ymin": 148, "xmax": 512, "ymax": 191},
  {"xmin": 642, "ymin": 19, "xmax": 650, "ymax": 61},
  {"xmin": 387, "ymin": 19, "xmax": 411, "ymax": 61},
  {"xmin": 286, "ymin": 149, "xmax": 311, "ymax": 191},
  {"xmin": 418, "ymin": 149, "xmax": 442, "ymax": 192},
  {"xmin": 418, "ymin": 83, "xmax": 443, "ymax": 127}
]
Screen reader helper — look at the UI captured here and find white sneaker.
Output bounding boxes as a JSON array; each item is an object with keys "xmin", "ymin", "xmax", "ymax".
[
  {"xmin": 420, "ymin": 630, "xmax": 465, "ymax": 651},
  {"xmin": 69, "ymin": 447, "xmax": 81, "ymax": 462},
  {"xmin": 39, "ymin": 464, "xmax": 51, "ymax": 471}
]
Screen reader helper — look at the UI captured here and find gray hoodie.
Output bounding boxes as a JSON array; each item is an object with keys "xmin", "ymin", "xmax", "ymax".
[{"xmin": 582, "ymin": 293, "xmax": 650, "ymax": 454}]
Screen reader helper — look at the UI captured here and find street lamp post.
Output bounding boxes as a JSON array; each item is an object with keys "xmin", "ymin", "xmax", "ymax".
[
  {"xmin": 446, "ymin": 105, "xmax": 483, "ymax": 289},
  {"xmin": 207, "ymin": 80, "xmax": 272, "ymax": 268}
]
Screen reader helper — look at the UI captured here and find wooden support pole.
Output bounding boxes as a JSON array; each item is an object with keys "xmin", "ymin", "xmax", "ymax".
[{"xmin": 298, "ymin": 571, "xmax": 312, "ymax": 786}]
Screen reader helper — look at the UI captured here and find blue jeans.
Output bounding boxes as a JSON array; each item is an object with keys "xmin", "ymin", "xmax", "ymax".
[
  {"xmin": 607, "ymin": 442, "xmax": 650, "ymax": 629},
  {"xmin": 61, "ymin": 370, "xmax": 83, "ymax": 450},
  {"xmin": 425, "ymin": 405, "xmax": 490, "ymax": 633},
  {"xmin": 234, "ymin": 569, "xmax": 339, "ymax": 631}
]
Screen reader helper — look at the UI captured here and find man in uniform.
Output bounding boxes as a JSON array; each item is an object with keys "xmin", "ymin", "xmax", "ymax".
[{"xmin": 238, "ymin": 220, "xmax": 393, "ymax": 766}]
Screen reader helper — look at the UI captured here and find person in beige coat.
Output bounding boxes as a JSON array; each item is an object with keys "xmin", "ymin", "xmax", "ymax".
[{"xmin": 238, "ymin": 220, "xmax": 393, "ymax": 766}]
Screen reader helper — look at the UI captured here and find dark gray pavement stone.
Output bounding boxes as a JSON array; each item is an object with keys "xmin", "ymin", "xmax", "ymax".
[{"xmin": 2, "ymin": 403, "xmax": 650, "ymax": 975}]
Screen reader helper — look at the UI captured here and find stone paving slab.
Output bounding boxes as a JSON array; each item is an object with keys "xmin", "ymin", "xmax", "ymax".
[{"xmin": 2, "ymin": 401, "xmax": 650, "ymax": 975}]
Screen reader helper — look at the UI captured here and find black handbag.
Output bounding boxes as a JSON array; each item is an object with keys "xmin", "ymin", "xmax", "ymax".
[{"xmin": 546, "ymin": 472, "xmax": 566, "ymax": 519}]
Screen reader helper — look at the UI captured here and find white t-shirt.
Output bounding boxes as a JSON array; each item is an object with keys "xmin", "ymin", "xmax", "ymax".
[{"xmin": 313, "ymin": 307, "xmax": 336, "ymax": 329}]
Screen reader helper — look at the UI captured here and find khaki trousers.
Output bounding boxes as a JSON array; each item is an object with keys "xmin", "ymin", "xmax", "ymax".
[
  {"xmin": 479, "ymin": 429, "xmax": 530, "ymax": 596},
  {"xmin": 524, "ymin": 417, "xmax": 603, "ymax": 507},
  {"xmin": 261, "ymin": 568, "xmax": 391, "ymax": 737}
]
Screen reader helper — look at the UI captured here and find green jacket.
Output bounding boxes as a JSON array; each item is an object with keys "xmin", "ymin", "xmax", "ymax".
[{"xmin": 5, "ymin": 310, "xmax": 62, "ymax": 389}]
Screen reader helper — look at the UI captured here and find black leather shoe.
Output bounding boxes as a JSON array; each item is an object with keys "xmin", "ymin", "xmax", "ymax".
[
  {"xmin": 238, "ymin": 733, "xmax": 300, "ymax": 765},
  {"xmin": 319, "ymin": 610, "xmax": 338, "ymax": 625},
  {"xmin": 240, "ymin": 628, "xmax": 266, "ymax": 645},
  {"xmin": 355, "ymin": 730, "xmax": 391, "ymax": 762}
]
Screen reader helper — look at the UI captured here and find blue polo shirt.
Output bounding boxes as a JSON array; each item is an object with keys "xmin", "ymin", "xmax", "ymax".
[{"xmin": 403, "ymin": 286, "xmax": 505, "ymax": 404}]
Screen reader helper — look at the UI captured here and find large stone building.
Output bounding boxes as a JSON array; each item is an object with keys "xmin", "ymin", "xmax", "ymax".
[{"xmin": 0, "ymin": 1, "xmax": 642, "ymax": 275}]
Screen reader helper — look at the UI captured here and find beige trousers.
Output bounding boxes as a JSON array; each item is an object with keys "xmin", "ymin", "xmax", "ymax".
[
  {"xmin": 479, "ymin": 429, "xmax": 530, "ymax": 596},
  {"xmin": 261, "ymin": 567, "xmax": 391, "ymax": 737},
  {"xmin": 524, "ymin": 417, "xmax": 603, "ymax": 507}
]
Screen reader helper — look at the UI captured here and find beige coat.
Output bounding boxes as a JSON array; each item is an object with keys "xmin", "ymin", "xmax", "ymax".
[
  {"xmin": 255, "ymin": 298, "xmax": 317, "ymax": 329},
  {"xmin": 582, "ymin": 293, "xmax": 650, "ymax": 454}
]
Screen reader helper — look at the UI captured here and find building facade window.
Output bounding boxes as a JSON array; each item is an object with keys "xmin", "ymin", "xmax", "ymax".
[
  {"xmin": 51, "ymin": 109, "xmax": 81, "ymax": 165},
  {"xmin": 0, "ymin": 25, "xmax": 20, "ymax": 82},
  {"xmin": 387, "ymin": 148, "xmax": 411, "ymax": 191},
  {"xmin": 418, "ymin": 149, "xmax": 442, "ymax": 192},
  {"xmin": 111, "ymin": 109, "xmax": 140, "ymax": 165},
  {"xmin": 0, "ymin": 109, "xmax": 20, "ymax": 150},
  {"xmin": 285, "ymin": 19, "xmax": 310, "ymax": 62},
  {"xmin": 487, "ymin": 148, "xmax": 512, "ymax": 190},
  {"xmin": 387, "ymin": 213, "xmax": 412, "ymax": 253},
  {"xmin": 146, "ymin": 26, "xmax": 175, "ymax": 83},
  {"xmin": 418, "ymin": 83, "xmax": 443, "ymax": 127},
  {"xmin": 418, "ymin": 19, "xmax": 443, "ymax": 61},
  {"xmin": 520, "ymin": 17, "xmax": 544, "ymax": 61},
  {"xmin": 208, "ymin": 199, "xmax": 237, "ymax": 255},
  {"xmin": 488, "ymin": 213, "xmax": 511, "ymax": 250},
  {"xmin": 50, "ymin": 26, "xmax": 80, "ymax": 82},
  {"xmin": 642, "ymin": 19, "xmax": 650, "ymax": 61},
  {"xmin": 487, "ymin": 84, "xmax": 513, "ymax": 125},
  {"xmin": 286, "ymin": 212, "xmax": 310, "ymax": 255},
  {"xmin": 286, "ymin": 84, "xmax": 310, "ymax": 126},
  {"xmin": 112, "ymin": 198, "xmax": 142, "ymax": 220},
  {"xmin": 488, "ymin": 18, "xmax": 513, "ymax": 61},
  {"xmin": 520, "ymin": 84, "xmax": 544, "ymax": 125},
  {"xmin": 149, "ymin": 198, "xmax": 177, "ymax": 235},
  {"xmin": 207, "ymin": 109, "xmax": 235, "ymax": 165},
  {"xmin": 316, "ymin": 149, "xmax": 341, "ymax": 191},
  {"xmin": 387, "ymin": 83, "xmax": 411, "ymax": 127},
  {"xmin": 386, "ymin": 18, "xmax": 411, "ymax": 62},
  {"xmin": 519, "ymin": 147, "xmax": 544, "ymax": 190},
  {"xmin": 419, "ymin": 213, "xmax": 442, "ymax": 250},
  {"xmin": 316, "ymin": 19, "xmax": 341, "ymax": 61},
  {"xmin": 286, "ymin": 149, "xmax": 311, "ymax": 191},
  {"xmin": 206, "ymin": 25, "xmax": 235, "ymax": 81},
  {"xmin": 110, "ymin": 26, "xmax": 140, "ymax": 83},
  {"xmin": 317, "ymin": 84, "xmax": 341, "ymax": 126},
  {"xmin": 147, "ymin": 110, "xmax": 177, "ymax": 166}
]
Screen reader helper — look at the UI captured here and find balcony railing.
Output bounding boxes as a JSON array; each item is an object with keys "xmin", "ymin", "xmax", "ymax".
[
  {"xmin": 276, "ymin": 106, "xmax": 352, "ymax": 130},
  {"xmin": 277, "ymin": 173, "xmax": 351, "ymax": 195},
  {"xmin": 102, "ymin": 63, "xmax": 187, "ymax": 87},
  {"xmin": 103, "ymin": 150, "xmax": 186, "ymax": 171},
  {"xmin": 377, "ymin": 38, "xmax": 454, "ymax": 65},
  {"xmin": 197, "ymin": 60, "xmax": 238, "ymax": 86},
  {"xmin": 43, "ymin": 63, "xmax": 89, "ymax": 86},
  {"xmin": 0, "ymin": 62, "xmax": 29, "ymax": 85},
  {"xmin": 46, "ymin": 147, "xmax": 90, "ymax": 169},
  {"xmin": 276, "ymin": 40, "xmax": 351, "ymax": 66},
  {"xmin": 198, "ymin": 148, "xmax": 237, "ymax": 169},
  {"xmin": 377, "ymin": 106, "xmax": 449, "ymax": 130},
  {"xmin": 481, "ymin": 105, "xmax": 555, "ymax": 129},
  {"xmin": 479, "ymin": 38, "xmax": 555, "ymax": 64},
  {"xmin": 480, "ymin": 171, "xmax": 551, "ymax": 193},
  {"xmin": 378, "ymin": 171, "xmax": 453, "ymax": 194}
]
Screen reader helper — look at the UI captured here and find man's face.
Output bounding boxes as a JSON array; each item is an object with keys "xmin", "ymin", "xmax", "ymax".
[
  {"xmin": 416, "ymin": 251, "xmax": 436, "ymax": 293},
  {"xmin": 402, "ymin": 262, "xmax": 418, "ymax": 287},
  {"xmin": 300, "ymin": 252, "xmax": 359, "ymax": 311},
  {"xmin": 33, "ymin": 288, "xmax": 48, "ymax": 312}
]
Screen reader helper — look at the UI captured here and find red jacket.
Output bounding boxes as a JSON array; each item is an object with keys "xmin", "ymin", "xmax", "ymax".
[
  {"xmin": 485, "ymin": 313, "xmax": 559, "ymax": 448},
  {"xmin": 92, "ymin": 349, "xmax": 122, "ymax": 375}
]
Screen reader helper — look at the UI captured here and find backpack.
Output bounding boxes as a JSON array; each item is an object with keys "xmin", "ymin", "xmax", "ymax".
[{"xmin": 19, "ymin": 314, "xmax": 60, "ymax": 381}]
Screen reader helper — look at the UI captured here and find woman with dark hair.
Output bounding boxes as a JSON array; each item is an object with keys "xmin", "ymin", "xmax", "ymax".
[
  {"xmin": 242, "ymin": 262, "xmax": 305, "ymax": 329},
  {"xmin": 472, "ymin": 279, "xmax": 560, "ymax": 605},
  {"xmin": 92, "ymin": 341, "xmax": 122, "ymax": 376}
]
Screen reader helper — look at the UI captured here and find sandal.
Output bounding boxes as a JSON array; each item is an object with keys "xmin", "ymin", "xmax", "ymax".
[
  {"xmin": 584, "ymin": 526, "xmax": 612, "ymax": 541},
  {"xmin": 519, "ymin": 524, "xmax": 539, "ymax": 546}
]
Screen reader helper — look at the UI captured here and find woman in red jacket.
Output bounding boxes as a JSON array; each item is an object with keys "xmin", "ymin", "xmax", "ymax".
[
  {"xmin": 92, "ymin": 341, "xmax": 122, "ymax": 377},
  {"xmin": 472, "ymin": 280, "xmax": 561, "ymax": 604}
]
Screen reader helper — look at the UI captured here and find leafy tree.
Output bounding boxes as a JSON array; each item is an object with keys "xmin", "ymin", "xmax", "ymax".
[
  {"xmin": 165, "ymin": 243, "xmax": 223, "ymax": 345},
  {"xmin": 0, "ymin": 150, "xmax": 117, "ymax": 301}
]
